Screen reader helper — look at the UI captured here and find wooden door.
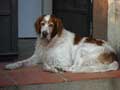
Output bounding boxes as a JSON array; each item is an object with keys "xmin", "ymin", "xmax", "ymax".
[
  {"xmin": 0, "ymin": 0, "xmax": 18, "ymax": 60},
  {"xmin": 53, "ymin": 0, "xmax": 91, "ymax": 36}
]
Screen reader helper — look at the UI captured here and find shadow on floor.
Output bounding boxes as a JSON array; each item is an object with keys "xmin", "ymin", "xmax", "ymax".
[{"xmin": 18, "ymin": 39, "xmax": 36, "ymax": 61}]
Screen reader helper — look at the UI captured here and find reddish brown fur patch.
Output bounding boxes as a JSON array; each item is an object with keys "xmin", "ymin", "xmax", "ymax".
[
  {"xmin": 98, "ymin": 52, "xmax": 117, "ymax": 64},
  {"xmin": 49, "ymin": 15, "xmax": 63, "ymax": 38},
  {"xmin": 85, "ymin": 37, "xmax": 104, "ymax": 46},
  {"xmin": 74, "ymin": 34, "xmax": 83, "ymax": 45},
  {"xmin": 34, "ymin": 16, "xmax": 44, "ymax": 33}
]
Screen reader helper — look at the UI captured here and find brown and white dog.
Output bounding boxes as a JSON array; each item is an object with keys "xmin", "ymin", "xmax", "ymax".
[{"xmin": 5, "ymin": 15, "xmax": 119, "ymax": 72}]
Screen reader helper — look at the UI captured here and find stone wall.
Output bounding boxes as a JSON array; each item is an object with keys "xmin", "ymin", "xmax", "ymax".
[
  {"xmin": 93, "ymin": 0, "xmax": 108, "ymax": 40},
  {"xmin": 108, "ymin": 0, "xmax": 120, "ymax": 61}
]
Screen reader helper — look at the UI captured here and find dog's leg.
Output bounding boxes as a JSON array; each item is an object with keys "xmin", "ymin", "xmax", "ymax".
[
  {"xmin": 5, "ymin": 54, "xmax": 40, "ymax": 70},
  {"xmin": 43, "ymin": 63, "xmax": 58, "ymax": 73},
  {"xmin": 67, "ymin": 55, "xmax": 84, "ymax": 72}
]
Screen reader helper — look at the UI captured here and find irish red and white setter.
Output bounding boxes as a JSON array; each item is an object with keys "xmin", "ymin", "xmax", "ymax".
[{"xmin": 5, "ymin": 15, "xmax": 119, "ymax": 73}]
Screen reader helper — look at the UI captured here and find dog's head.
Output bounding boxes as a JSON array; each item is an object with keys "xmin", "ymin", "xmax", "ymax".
[{"xmin": 35, "ymin": 15, "xmax": 63, "ymax": 41}]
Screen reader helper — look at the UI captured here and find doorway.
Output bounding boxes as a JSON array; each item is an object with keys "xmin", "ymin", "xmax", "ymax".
[{"xmin": 53, "ymin": 0, "xmax": 92, "ymax": 36}]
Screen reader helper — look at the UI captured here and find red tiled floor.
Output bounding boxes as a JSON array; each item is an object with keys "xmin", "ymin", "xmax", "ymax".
[
  {"xmin": 0, "ymin": 63, "xmax": 17, "ymax": 86},
  {"xmin": 0, "ymin": 70, "xmax": 16, "ymax": 86},
  {"xmin": 8, "ymin": 66, "xmax": 65, "ymax": 85},
  {"xmin": 0, "ymin": 63, "xmax": 120, "ymax": 86}
]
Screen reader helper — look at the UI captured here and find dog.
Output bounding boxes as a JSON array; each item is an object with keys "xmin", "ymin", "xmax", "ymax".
[{"xmin": 5, "ymin": 14, "xmax": 119, "ymax": 73}]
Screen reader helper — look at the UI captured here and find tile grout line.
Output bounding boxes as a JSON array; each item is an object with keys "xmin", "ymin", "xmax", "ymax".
[
  {"xmin": 37, "ymin": 67, "xmax": 72, "ymax": 83},
  {"xmin": 55, "ymin": 72, "xmax": 71, "ymax": 82},
  {"xmin": 37, "ymin": 66, "xmax": 70, "ymax": 82}
]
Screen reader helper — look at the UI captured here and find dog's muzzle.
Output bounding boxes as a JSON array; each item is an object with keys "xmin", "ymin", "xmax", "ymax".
[{"xmin": 42, "ymin": 31, "xmax": 48, "ymax": 38}]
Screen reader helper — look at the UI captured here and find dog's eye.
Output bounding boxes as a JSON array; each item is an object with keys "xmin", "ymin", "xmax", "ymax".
[
  {"xmin": 41, "ymin": 22, "xmax": 45, "ymax": 26},
  {"xmin": 49, "ymin": 23, "xmax": 54, "ymax": 27}
]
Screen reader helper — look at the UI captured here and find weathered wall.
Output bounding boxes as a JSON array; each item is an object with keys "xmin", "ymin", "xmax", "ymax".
[
  {"xmin": 93, "ymin": 0, "xmax": 108, "ymax": 40},
  {"xmin": 42, "ymin": 0, "xmax": 52, "ymax": 15},
  {"xmin": 93, "ymin": 0, "xmax": 120, "ymax": 61},
  {"xmin": 108, "ymin": 0, "xmax": 120, "ymax": 60}
]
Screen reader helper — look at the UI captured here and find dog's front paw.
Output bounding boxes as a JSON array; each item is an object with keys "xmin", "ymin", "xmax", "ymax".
[
  {"xmin": 5, "ymin": 62, "xmax": 22, "ymax": 70},
  {"xmin": 43, "ymin": 64, "xmax": 59, "ymax": 73}
]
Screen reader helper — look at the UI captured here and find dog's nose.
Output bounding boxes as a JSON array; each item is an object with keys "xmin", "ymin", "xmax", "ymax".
[{"xmin": 42, "ymin": 31, "xmax": 48, "ymax": 37}]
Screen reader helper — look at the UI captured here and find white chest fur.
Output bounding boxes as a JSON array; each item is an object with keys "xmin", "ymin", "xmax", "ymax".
[{"xmin": 37, "ymin": 30, "xmax": 74, "ymax": 69}]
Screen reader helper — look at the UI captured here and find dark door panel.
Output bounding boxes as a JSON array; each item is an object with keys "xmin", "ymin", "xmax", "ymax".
[
  {"xmin": 0, "ymin": 16, "xmax": 11, "ymax": 53},
  {"xmin": 53, "ymin": 0, "xmax": 91, "ymax": 36},
  {"xmin": 55, "ymin": 12, "xmax": 89, "ymax": 36},
  {"xmin": 0, "ymin": 0, "xmax": 10, "ymax": 14},
  {"xmin": 0, "ymin": 0, "xmax": 18, "ymax": 60}
]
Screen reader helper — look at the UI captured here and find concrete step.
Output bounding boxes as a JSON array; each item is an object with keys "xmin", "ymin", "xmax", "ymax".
[
  {"xmin": 1, "ymin": 63, "xmax": 120, "ymax": 90},
  {"xmin": 1, "ymin": 78, "xmax": 120, "ymax": 90}
]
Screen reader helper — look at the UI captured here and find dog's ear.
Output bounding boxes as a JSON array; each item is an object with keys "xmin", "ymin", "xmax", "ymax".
[
  {"xmin": 55, "ymin": 18, "xmax": 63, "ymax": 36},
  {"xmin": 51, "ymin": 17, "xmax": 63, "ymax": 38},
  {"xmin": 35, "ymin": 16, "xmax": 44, "ymax": 33}
]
